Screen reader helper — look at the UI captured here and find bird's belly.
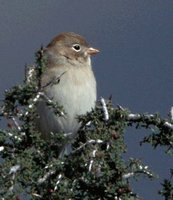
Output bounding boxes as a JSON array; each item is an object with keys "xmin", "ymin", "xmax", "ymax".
[{"xmin": 36, "ymin": 77, "xmax": 96, "ymax": 138}]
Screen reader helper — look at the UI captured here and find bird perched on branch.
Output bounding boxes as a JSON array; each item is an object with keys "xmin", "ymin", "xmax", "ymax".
[{"xmin": 36, "ymin": 32, "xmax": 99, "ymax": 156}]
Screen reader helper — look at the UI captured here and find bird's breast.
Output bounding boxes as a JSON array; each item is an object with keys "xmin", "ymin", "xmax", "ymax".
[{"xmin": 47, "ymin": 66, "xmax": 96, "ymax": 116}]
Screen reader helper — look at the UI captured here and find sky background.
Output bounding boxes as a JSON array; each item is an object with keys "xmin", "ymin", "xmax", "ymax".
[{"xmin": 0, "ymin": 1, "xmax": 173, "ymax": 199}]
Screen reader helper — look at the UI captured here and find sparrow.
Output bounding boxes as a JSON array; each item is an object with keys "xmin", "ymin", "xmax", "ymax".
[{"xmin": 35, "ymin": 32, "xmax": 99, "ymax": 156}]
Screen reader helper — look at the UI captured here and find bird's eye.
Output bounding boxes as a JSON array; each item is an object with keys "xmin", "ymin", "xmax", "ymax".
[{"xmin": 72, "ymin": 44, "xmax": 81, "ymax": 52}]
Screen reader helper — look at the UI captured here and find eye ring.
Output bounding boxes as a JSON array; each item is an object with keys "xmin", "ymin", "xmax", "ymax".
[{"xmin": 72, "ymin": 44, "xmax": 81, "ymax": 52}]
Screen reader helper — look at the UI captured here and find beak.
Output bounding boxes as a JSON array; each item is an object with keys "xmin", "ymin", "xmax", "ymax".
[{"xmin": 86, "ymin": 47, "xmax": 100, "ymax": 55}]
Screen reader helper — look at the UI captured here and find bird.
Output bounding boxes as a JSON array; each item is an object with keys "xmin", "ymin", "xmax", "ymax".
[{"xmin": 35, "ymin": 32, "xmax": 99, "ymax": 156}]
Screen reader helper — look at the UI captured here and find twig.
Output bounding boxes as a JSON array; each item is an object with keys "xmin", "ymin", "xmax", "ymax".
[
  {"xmin": 170, "ymin": 107, "xmax": 173, "ymax": 121},
  {"xmin": 54, "ymin": 174, "xmax": 62, "ymax": 190},
  {"xmin": 88, "ymin": 149, "xmax": 97, "ymax": 172},
  {"xmin": 41, "ymin": 71, "xmax": 67, "ymax": 89},
  {"xmin": 38, "ymin": 170, "xmax": 55, "ymax": 184},
  {"xmin": 72, "ymin": 139, "xmax": 103, "ymax": 154},
  {"xmin": 25, "ymin": 66, "xmax": 36, "ymax": 83},
  {"xmin": 127, "ymin": 113, "xmax": 173, "ymax": 130},
  {"xmin": 10, "ymin": 116, "xmax": 21, "ymax": 131},
  {"xmin": 9, "ymin": 165, "xmax": 20, "ymax": 174},
  {"xmin": 100, "ymin": 97, "xmax": 109, "ymax": 121}
]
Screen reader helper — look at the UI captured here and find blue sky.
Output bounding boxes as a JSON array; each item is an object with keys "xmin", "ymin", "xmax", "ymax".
[{"xmin": 0, "ymin": 1, "xmax": 173, "ymax": 199}]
